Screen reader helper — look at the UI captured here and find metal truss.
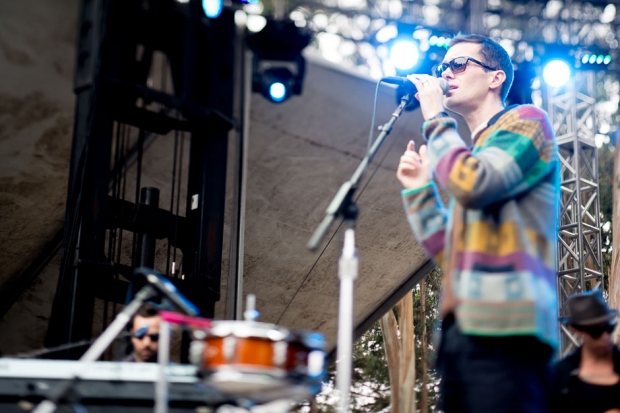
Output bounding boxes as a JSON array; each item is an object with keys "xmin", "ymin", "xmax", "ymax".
[{"xmin": 546, "ymin": 71, "xmax": 604, "ymax": 355}]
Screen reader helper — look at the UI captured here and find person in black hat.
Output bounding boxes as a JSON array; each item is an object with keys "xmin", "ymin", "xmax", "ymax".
[{"xmin": 550, "ymin": 289, "xmax": 620, "ymax": 413}]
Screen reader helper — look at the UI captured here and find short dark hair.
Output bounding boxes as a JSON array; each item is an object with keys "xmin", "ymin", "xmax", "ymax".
[
  {"xmin": 130, "ymin": 302, "xmax": 160, "ymax": 330},
  {"xmin": 448, "ymin": 34, "xmax": 514, "ymax": 105}
]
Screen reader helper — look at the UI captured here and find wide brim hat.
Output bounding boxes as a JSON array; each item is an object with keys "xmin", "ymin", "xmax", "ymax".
[{"xmin": 562, "ymin": 289, "xmax": 619, "ymax": 326}]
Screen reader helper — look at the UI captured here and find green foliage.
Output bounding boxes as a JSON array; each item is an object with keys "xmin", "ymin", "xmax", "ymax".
[
  {"xmin": 301, "ymin": 268, "xmax": 444, "ymax": 413},
  {"xmin": 413, "ymin": 268, "xmax": 443, "ymax": 411},
  {"xmin": 598, "ymin": 140, "xmax": 615, "ymax": 290}
]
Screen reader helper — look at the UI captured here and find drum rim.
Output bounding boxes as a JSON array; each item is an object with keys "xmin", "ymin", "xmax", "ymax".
[{"xmin": 205, "ymin": 321, "xmax": 292, "ymax": 341}]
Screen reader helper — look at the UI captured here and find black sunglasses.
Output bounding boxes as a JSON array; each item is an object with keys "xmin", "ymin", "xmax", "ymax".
[
  {"xmin": 132, "ymin": 328, "xmax": 160, "ymax": 342},
  {"xmin": 434, "ymin": 56, "xmax": 499, "ymax": 78},
  {"xmin": 575, "ymin": 322, "xmax": 616, "ymax": 339}
]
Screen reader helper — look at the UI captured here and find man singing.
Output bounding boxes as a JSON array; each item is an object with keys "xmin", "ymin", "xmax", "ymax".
[{"xmin": 397, "ymin": 34, "xmax": 560, "ymax": 412}]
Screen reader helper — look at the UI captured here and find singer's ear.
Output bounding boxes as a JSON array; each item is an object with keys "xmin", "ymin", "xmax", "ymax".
[{"xmin": 489, "ymin": 70, "xmax": 506, "ymax": 92}]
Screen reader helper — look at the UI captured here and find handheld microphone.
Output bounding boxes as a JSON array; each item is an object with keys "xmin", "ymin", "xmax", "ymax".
[
  {"xmin": 382, "ymin": 77, "xmax": 449, "ymax": 95},
  {"xmin": 134, "ymin": 267, "xmax": 200, "ymax": 316}
]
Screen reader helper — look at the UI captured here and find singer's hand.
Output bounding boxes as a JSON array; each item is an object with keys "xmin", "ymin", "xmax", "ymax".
[
  {"xmin": 407, "ymin": 75, "xmax": 446, "ymax": 121},
  {"xmin": 397, "ymin": 140, "xmax": 432, "ymax": 189}
]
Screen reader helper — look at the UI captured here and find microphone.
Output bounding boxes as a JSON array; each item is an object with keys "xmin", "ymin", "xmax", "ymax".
[
  {"xmin": 382, "ymin": 77, "xmax": 449, "ymax": 95},
  {"xmin": 134, "ymin": 267, "xmax": 200, "ymax": 316}
]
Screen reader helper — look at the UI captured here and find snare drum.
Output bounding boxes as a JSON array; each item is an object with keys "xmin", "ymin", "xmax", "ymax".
[{"xmin": 190, "ymin": 321, "xmax": 326, "ymax": 402}]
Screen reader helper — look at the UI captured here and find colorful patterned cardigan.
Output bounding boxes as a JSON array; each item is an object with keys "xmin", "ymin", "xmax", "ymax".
[{"xmin": 402, "ymin": 104, "xmax": 560, "ymax": 348}]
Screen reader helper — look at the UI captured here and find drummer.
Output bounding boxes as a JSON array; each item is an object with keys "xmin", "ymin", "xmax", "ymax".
[{"xmin": 124, "ymin": 303, "xmax": 161, "ymax": 363}]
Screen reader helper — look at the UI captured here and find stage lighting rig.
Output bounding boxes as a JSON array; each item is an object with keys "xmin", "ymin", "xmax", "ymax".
[
  {"xmin": 576, "ymin": 49, "xmax": 613, "ymax": 69},
  {"xmin": 247, "ymin": 19, "xmax": 312, "ymax": 103}
]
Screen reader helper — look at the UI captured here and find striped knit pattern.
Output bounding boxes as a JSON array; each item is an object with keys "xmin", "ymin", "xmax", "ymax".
[{"xmin": 402, "ymin": 105, "xmax": 560, "ymax": 348}]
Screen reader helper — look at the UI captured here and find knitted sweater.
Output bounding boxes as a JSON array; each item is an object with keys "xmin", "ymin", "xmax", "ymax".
[{"xmin": 402, "ymin": 104, "xmax": 560, "ymax": 348}]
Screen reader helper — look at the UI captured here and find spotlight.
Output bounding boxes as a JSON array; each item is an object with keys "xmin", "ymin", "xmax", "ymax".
[
  {"xmin": 247, "ymin": 19, "xmax": 311, "ymax": 103},
  {"xmin": 580, "ymin": 53, "xmax": 612, "ymax": 67},
  {"xmin": 196, "ymin": 0, "xmax": 258, "ymax": 18},
  {"xmin": 429, "ymin": 35, "xmax": 449, "ymax": 48},
  {"xmin": 202, "ymin": 0, "xmax": 223, "ymax": 18},
  {"xmin": 259, "ymin": 67, "xmax": 295, "ymax": 103},
  {"xmin": 389, "ymin": 39, "xmax": 420, "ymax": 72},
  {"xmin": 542, "ymin": 59, "xmax": 571, "ymax": 87}
]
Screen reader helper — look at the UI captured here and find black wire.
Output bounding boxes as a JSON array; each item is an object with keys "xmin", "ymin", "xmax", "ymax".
[
  {"xmin": 7, "ymin": 333, "xmax": 131, "ymax": 359},
  {"xmin": 366, "ymin": 81, "xmax": 382, "ymax": 156},
  {"xmin": 277, "ymin": 80, "xmax": 405, "ymax": 324}
]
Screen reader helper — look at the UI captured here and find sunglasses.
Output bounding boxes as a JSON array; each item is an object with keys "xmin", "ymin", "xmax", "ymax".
[
  {"xmin": 575, "ymin": 323, "xmax": 616, "ymax": 339},
  {"xmin": 132, "ymin": 327, "xmax": 160, "ymax": 342},
  {"xmin": 434, "ymin": 56, "xmax": 499, "ymax": 78}
]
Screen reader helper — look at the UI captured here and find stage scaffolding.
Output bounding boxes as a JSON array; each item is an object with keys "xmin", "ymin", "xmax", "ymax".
[{"xmin": 545, "ymin": 71, "xmax": 604, "ymax": 355}]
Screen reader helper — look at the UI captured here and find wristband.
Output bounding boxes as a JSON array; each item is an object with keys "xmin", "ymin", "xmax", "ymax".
[{"xmin": 428, "ymin": 111, "xmax": 451, "ymax": 121}]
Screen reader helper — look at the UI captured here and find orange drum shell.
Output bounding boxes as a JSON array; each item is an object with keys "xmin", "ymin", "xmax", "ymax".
[{"xmin": 202, "ymin": 336, "xmax": 277, "ymax": 369}]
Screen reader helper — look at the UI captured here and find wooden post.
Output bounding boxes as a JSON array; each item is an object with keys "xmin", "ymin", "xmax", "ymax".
[
  {"xmin": 380, "ymin": 308, "xmax": 400, "ymax": 413},
  {"xmin": 397, "ymin": 293, "xmax": 416, "ymax": 413},
  {"xmin": 380, "ymin": 292, "xmax": 416, "ymax": 413},
  {"xmin": 419, "ymin": 279, "xmax": 429, "ymax": 413}
]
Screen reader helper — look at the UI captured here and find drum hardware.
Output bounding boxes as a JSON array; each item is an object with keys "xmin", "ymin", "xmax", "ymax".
[{"xmin": 193, "ymin": 295, "xmax": 327, "ymax": 405}]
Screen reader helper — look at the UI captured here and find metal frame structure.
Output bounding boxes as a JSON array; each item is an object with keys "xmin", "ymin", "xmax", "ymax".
[
  {"xmin": 546, "ymin": 71, "xmax": 604, "ymax": 355},
  {"xmin": 45, "ymin": 0, "xmax": 239, "ymax": 358}
]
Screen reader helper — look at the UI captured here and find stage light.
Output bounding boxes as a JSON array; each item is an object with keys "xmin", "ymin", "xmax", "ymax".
[
  {"xmin": 258, "ymin": 67, "xmax": 294, "ymax": 103},
  {"xmin": 543, "ymin": 59, "xmax": 571, "ymax": 87},
  {"xmin": 389, "ymin": 39, "xmax": 419, "ymax": 71},
  {"xmin": 580, "ymin": 52, "xmax": 612, "ymax": 67},
  {"xmin": 429, "ymin": 35, "xmax": 448, "ymax": 48},
  {"xmin": 269, "ymin": 82, "xmax": 286, "ymax": 102},
  {"xmin": 247, "ymin": 19, "xmax": 311, "ymax": 103},
  {"xmin": 202, "ymin": 0, "xmax": 223, "ymax": 18}
]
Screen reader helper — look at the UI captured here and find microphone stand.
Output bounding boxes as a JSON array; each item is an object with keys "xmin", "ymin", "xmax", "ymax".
[{"xmin": 307, "ymin": 91, "xmax": 414, "ymax": 412}]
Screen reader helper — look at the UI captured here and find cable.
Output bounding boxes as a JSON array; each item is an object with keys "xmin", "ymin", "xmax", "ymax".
[{"xmin": 7, "ymin": 332, "xmax": 131, "ymax": 359}]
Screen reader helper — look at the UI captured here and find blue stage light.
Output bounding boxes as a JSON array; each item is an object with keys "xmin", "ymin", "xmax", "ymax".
[
  {"xmin": 543, "ymin": 59, "xmax": 571, "ymax": 87},
  {"xmin": 389, "ymin": 40, "xmax": 419, "ymax": 71},
  {"xmin": 203, "ymin": 0, "xmax": 223, "ymax": 18},
  {"xmin": 269, "ymin": 82, "xmax": 287, "ymax": 102},
  {"xmin": 257, "ymin": 67, "xmax": 295, "ymax": 103}
]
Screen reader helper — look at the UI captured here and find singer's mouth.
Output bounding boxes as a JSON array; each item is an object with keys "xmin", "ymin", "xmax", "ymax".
[{"xmin": 449, "ymin": 85, "xmax": 457, "ymax": 90}]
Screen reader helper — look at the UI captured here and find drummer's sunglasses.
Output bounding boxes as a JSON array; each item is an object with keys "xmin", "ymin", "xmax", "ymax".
[
  {"xmin": 574, "ymin": 322, "xmax": 616, "ymax": 339},
  {"xmin": 434, "ymin": 56, "xmax": 499, "ymax": 78},
  {"xmin": 133, "ymin": 328, "xmax": 160, "ymax": 342}
]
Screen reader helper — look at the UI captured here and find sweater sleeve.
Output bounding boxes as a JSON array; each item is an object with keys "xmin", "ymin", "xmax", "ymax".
[
  {"xmin": 401, "ymin": 182, "xmax": 447, "ymax": 265},
  {"xmin": 422, "ymin": 106, "xmax": 556, "ymax": 209}
]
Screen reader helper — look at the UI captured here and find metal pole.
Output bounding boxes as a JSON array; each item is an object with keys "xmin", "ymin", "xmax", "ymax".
[
  {"xmin": 336, "ymin": 229, "xmax": 358, "ymax": 413},
  {"xmin": 226, "ymin": 46, "xmax": 252, "ymax": 321}
]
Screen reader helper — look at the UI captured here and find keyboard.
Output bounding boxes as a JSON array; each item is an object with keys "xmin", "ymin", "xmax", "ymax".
[{"xmin": 0, "ymin": 358, "xmax": 227, "ymax": 412}]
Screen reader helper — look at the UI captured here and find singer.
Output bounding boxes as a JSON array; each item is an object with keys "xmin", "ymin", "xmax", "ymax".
[{"xmin": 396, "ymin": 34, "xmax": 560, "ymax": 413}]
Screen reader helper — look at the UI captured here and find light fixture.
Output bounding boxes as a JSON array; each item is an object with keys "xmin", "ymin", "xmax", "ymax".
[
  {"xmin": 198, "ymin": 0, "xmax": 258, "ymax": 19},
  {"xmin": 202, "ymin": 0, "xmax": 223, "ymax": 18},
  {"xmin": 260, "ymin": 67, "xmax": 295, "ymax": 103},
  {"xmin": 542, "ymin": 59, "xmax": 571, "ymax": 87},
  {"xmin": 247, "ymin": 19, "xmax": 311, "ymax": 103},
  {"xmin": 580, "ymin": 53, "xmax": 612, "ymax": 67},
  {"xmin": 389, "ymin": 39, "xmax": 420, "ymax": 72}
]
